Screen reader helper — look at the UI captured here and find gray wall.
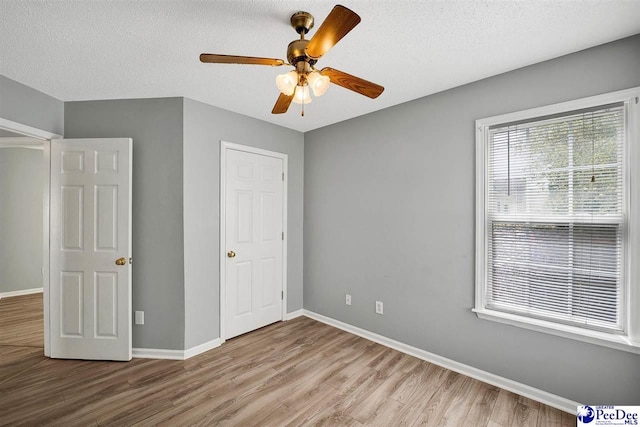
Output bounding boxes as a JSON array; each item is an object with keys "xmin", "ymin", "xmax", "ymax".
[
  {"xmin": 0, "ymin": 148, "xmax": 43, "ymax": 293},
  {"xmin": 0, "ymin": 74, "xmax": 64, "ymax": 136},
  {"xmin": 183, "ymin": 98, "xmax": 304, "ymax": 349},
  {"xmin": 65, "ymin": 98, "xmax": 185, "ymax": 350},
  {"xmin": 303, "ymin": 34, "xmax": 640, "ymax": 405},
  {"xmin": 64, "ymin": 97, "xmax": 304, "ymax": 351}
]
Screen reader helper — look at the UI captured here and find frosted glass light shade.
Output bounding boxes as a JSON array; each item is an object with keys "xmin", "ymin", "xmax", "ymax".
[
  {"xmin": 276, "ymin": 70, "xmax": 298, "ymax": 96},
  {"xmin": 292, "ymin": 85, "xmax": 311, "ymax": 104},
  {"xmin": 307, "ymin": 71, "xmax": 330, "ymax": 96}
]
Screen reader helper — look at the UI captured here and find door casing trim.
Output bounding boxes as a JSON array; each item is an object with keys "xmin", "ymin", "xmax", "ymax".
[{"xmin": 219, "ymin": 141, "xmax": 288, "ymax": 343}]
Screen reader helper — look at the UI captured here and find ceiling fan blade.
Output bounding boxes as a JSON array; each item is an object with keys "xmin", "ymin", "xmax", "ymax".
[
  {"xmin": 200, "ymin": 54, "xmax": 285, "ymax": 66},
  {"xmin": 272, "ymin": 92, "xmax": 294, "ymax": 114},
  {"xmin": 321, "ymin": 67, "xmax": 384, "ymax": 99},
  {"xmin": 305, "ymin": 5, "xmax": 361, "ymax": 59}
]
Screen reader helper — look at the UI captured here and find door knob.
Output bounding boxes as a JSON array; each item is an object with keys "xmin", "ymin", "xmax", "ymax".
[
  {"xmin": 227, "ymin": 251, "xmax": 236, "ymax": 258},
  {"xmin": 115, "ymin": 257, "xmax": 127, "ymax": 266}
]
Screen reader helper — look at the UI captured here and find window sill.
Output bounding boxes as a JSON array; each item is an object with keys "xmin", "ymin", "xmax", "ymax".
[{"xmin": 472, "ymin": 308, "xmax": 640, "ymax": 354}]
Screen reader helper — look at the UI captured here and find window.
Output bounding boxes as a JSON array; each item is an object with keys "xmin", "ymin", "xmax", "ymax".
[{"xmin": 475, "ymin": 88, "xmax": 640, "ymax": 353}]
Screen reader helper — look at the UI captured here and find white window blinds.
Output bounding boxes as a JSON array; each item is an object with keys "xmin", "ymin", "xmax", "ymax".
[{"xmin": 486, "ymin": 103, "xmax": 626, "ymax": 333}]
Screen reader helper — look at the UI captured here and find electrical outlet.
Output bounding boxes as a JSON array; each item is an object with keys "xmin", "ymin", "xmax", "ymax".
[
  {"xmin": 135, "ymin": 311, "xmax": 144, "ymax": 325},
  {"xmin": 375, "ymin": 301, "xmax": 383, "ymax": 315},
  {"xmin": 346, "ymin": 294, "xmax": 352, "ymax": 306}
]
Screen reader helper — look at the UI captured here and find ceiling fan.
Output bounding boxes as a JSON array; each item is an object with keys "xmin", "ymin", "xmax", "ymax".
[{"xmin": 200, "ymin": 5, "xmax": 384, "ymax": 116}]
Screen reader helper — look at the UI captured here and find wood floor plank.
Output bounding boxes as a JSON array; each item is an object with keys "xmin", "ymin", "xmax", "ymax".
[
  {"xmin": 134, "ymin": 379, "xmax": 240, "ymax": 425},
  {"xmin": 0, "ymin": 293, "xmax": 43, "ymax": 348},
  {"xmin": 278, "ymin": 360, "xmax": 346, "ymax": 410},
  {"xmin": 347, "ymin": 368, "xmax": 412, "ymax": 424},
  {"xmin": 492, "ymin": 389, "xmax": 522, "ymax": 426},
  {"xmin": 463, "ymin": 382, "xmax": 502, "ymax": 427},
  {"xmin": 366, "ymin": 397, "xmax": 406, "ymax": 425},
  {"xmin": 513, "ymin": 401, "xmax": 540, "ymax": 427},
  {"xmin": 287, "ymin": 402, "xmax": 364, "ymax": 427},
  {"xmin": 491, "ymin": 389, "xmax": 541, "ymax": 427},
  {"xmin": 280, "ymin": 385, "xmax": 346, "ymax": 426},
  {"xmin": 410, "ymin": 370, "xmax": 471, "ymax": 426},
  {"xmin": 0, "ymin": 293, "xmax": 576, "ymax": 426},
  {"xmin": 439, "ymin": 376, "xmax": 484, "ymax": 426},
  {"xmin": 390, "ymin": 360, "xmax": 447, "ymax": 405},
  {"xmin": 537, "ymin": 403, "xmax": 566, "ymax": 427},
  {"xmin": 0, "ymin": 345, "xmax": 44, "ymax": 385},
  {"xmin": 334, "ymin": 366, "xmax": 386, "ymax": 414},
  {"xmin": 562, "ymin": 410, "xmax": 577, "ymax": 426}
]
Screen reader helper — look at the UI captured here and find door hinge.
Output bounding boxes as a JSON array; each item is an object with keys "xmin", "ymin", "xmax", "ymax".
[
  {"xmin": 636, "ymin": 96, "xmax": 639, "ymax": 104},
  {"xmin": 282, "ymin": 172, "xmax": 285, "ymax": 181},
  {"xmin": 281, "ymin": 290, "xmax": 284, "ymax": 300},
  {"xmin": 282, "ymin": 231, "xmax": 284, "ymax": 240}
]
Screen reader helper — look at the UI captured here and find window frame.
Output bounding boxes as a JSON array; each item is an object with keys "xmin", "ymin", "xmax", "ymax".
[{"xmin": 474, "ymin": 87, "xmax": 640, "ymax": 354}]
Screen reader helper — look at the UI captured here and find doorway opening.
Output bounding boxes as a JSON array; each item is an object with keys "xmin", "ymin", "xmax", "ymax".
[
  {"xmin": 0, "ymin": 117, "xmax": 61, "ymax": 356},
  {"xmin": 0, "ymin": 130, "xmax": 44, "ymax": 348}
]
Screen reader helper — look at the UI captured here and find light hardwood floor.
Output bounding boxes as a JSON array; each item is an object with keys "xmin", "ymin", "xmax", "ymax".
[{"xmin": 0, "ymin": 294, "xmax": 574, "ymax": 426}]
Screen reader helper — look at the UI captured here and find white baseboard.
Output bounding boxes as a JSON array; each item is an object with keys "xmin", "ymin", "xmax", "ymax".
[
  {"xmin": 285, "ymin": 309, "xmax": 304, "ymax": 320},
  {"xmin": 303, "ymin": 309, "xmax": 580, "ymax": 414},
  {"xmin": 133, "ymin": 338, "xmax": 221, "ymax": 360},
  {"xmin": 0, "ymin": 287, "xmax": 43, "ymax": 299},
  {"xmin": 184, "ymin": 338, "xmax": 222, "ymax": 359},
  {"xmin": 132, "ymin": 347, "xmax": 185, "ymax": 360}
]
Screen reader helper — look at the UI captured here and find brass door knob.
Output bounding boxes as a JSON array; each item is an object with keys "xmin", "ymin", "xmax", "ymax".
[
  {"xmin": 115, "ymin": 257, "xmax": 127, "ymax": 266},
  {"xmin": 227, "ymin": 251, "xmax": 236, "ymax": 258}
]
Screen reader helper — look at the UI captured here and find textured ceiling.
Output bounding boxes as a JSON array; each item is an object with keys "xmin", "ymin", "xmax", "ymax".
[{"xmin": 1, "ymin": 1, "xmax": 639, "ymax": 133}]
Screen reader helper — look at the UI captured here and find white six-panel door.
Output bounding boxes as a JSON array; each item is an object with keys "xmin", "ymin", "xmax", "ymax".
[
  {"xmin": 224, "ymin": 147, "xmax": 284, "ymax": 339},
  {"xmin": 50, "ymin": 138, "xmax": 132, "ymax": 360}
]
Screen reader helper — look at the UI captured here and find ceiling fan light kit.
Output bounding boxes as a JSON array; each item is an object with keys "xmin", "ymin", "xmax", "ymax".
[
  {"xmin": 200, "ymin": 4, "xmax": 384, "ymax": 115},
  {"xmin": 292, "ymin": 85, "xmax": 312, "ymax": 105},
  {"xmin": 307, "ymin": 71, "xmax": 330, "ymax": 96},
  {"xmin": 276, "ymin": 70, "xmax": 298, "ymax": 96}
]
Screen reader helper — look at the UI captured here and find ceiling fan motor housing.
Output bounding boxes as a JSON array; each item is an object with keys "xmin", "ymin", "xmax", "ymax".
[{"xmin": 287, "ymin": 39, "xmax": 316, "ymax": 67}]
